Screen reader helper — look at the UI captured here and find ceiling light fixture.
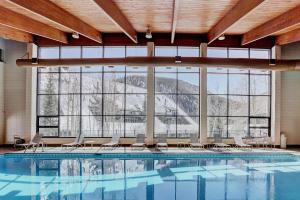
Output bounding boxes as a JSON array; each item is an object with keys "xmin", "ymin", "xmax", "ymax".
[
  {"xmin": 72, "ymin": 32, "xmax": 80, "ymax": 39},
  {"xmin": 145, "ymin": 26, "xmax": 152, "ymax": 39},
  {"xmin": 218, "ymin": 34, "xmax": 225, "ymax": 41}
]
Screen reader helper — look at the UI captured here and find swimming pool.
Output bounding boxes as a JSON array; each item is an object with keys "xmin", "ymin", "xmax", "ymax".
[{"xmin": 1, "ymin": 153, "xmax": 300, "ymax": 200}]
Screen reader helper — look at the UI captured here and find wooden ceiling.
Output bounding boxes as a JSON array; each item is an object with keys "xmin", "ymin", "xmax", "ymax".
[{"xmin": 0, "ymin": 0, "xmax": 300, "ymax": 47}]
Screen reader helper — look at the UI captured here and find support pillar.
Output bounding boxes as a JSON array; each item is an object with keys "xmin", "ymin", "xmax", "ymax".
[{"xmin": 200, "ymin": 43, "xmax": 207, "ymax": 143}]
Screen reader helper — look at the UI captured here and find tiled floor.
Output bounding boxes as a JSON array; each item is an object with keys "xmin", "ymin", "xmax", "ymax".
[{"xmin": 3, "ymin": 146, "xmax": 300, "ymax": 156}]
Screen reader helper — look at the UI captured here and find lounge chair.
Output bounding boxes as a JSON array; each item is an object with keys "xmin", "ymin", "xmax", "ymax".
[
  {"xmin": 189, "ymin": 134, "xmax": 205, "ymax": 149},
  {"xmin": 156, "ymin": 134, "xmax": 168, "ymax": 149},
  {"xmin": 17, "ymin": 134, "xmax": 42, "ymax": 153},
  {"xmin": 213, "ymin": 134, "xmax": 230, "ymax": 148},
  {"xmin": 234, "ymin": 136, "xmax": 252, "ymax": 149},
  {"xmin": 102, "ymin": 135, "xmax": 120, "ymax": 148},
  {"xmin": 131, "ymin": 134, "xmax": 146, "ymax": 149},
  {"xmin": 62, "ymin": 134, "xmax": 84, "ymax": 149}
]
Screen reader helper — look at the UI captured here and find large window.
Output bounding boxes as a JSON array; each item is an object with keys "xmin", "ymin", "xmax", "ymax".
[
  {"xmin": 37, "ymin": 46, "xmax": 147, "ymax": 137},
  {"xmin": 37, "ymin": 45, "xmax": 271, "ymax": 139},
  {"xmin": 154, "ymin": 46, "xmax": 200, "ymax": 138},
  {"xmin": 207, "ymin": 47, "xmax": 271, "ymax": 138}
]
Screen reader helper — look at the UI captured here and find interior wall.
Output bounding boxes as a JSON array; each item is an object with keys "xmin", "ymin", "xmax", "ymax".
[
  {"xmin": 0, "ymin": 39, "xmax": 4, "ymax": 144},
  {"xmin": 2, "ymin": 40, "xmax": 27, "ymax": 143},
  {"xmin": 281, "ymin": 42, "xmax": 300, "ymax": 145}
]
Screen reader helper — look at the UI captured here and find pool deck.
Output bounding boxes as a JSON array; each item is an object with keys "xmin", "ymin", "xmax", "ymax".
[{"xmin": 2, "ymin": 146, "xmax": 300, "ymax": 156}]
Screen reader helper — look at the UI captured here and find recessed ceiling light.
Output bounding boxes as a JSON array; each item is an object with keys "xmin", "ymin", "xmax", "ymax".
[
  {"xmin": 218, "ymin": 34, "xmax": 225, "ymax": 41},
  {"xmin": 72, "ymin": 32, "xmax": 80, "ymax": 39}
]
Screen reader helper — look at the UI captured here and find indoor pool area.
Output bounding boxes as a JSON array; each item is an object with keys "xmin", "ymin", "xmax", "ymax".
[
  {"xmin": 1, "ymin": 0, "xmax": 300, "ymax": 199},
  {"xmin": 1, "ymin": 153, "xmax": 300, "ymax": 200}
]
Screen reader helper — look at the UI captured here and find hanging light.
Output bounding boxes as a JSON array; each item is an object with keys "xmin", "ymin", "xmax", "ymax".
[
  {"xmin": 218, "ymin": 34, "xmax": 225, "ymax": 41},
  {"xmin": 145, "ymin": 26, "xmax": 152, "ymax": 39},
  {"xmin": 72, "ymin": 32, "xmax": 80, "ymax": 39}
]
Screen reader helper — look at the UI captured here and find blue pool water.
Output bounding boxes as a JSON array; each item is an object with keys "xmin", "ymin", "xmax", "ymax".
[{"xmin": 1, "ymin": 153, "xmax": 300, "ymax": 200}]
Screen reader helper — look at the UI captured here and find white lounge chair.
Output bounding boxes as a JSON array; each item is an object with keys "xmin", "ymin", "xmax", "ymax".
[
  {"xmin": 189, "ymin": 134, "xmax": 205, "ymax": 149},
  {"xmin": 131, "ymin": 134, "xmax": 146, "ymax": 149},
  {"xmin": 17, "ymin": 134, "xmax": 42, "ymax": 153},
  {"xmin": 234, "ymin": 136, "xmax": 252, "ymax": 149},
  {"xmin": 213, "ymin": 134, "xmax": 230, "ymax": 148},
  {"xmin": 62, "ymin": 134, "xmax": 84, "ymax": 149},
  {"xmin": 102, "ymin": 135, "xmax": 120, "ymax": 148},
  {"xmin": 156, "ymin": 134, "xmax": 168, "ymax": 149}
]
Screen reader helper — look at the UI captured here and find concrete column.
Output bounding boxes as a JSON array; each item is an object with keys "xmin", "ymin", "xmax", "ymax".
[
  {"xmin": 146, "ymin": 42, "xmax": 155, "ymax": 145},
  {"xmin": 271, "ymin": 45, "xmax": 281, "ymax": 145},
  {"xmin": 200, "ymin": 43, "xmax": 207, "ymax": 143},
  {"xmin": 0, "ymin": 54, "xmax": 4, "ymax": 144}
]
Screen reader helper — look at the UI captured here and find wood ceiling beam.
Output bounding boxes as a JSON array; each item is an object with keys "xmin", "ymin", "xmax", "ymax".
[
  {"xmin": 208, "ymin": 0, "xmax": 264, "ymax": 44},
  {"xmin": 242, "ymin": 5, "xmax": 300, "ymax": 45},
  {"xmin": 16, "ymin": 57, "xmax": 300, "ymax": 71},
  {"xmin": 276, "ymin": 28, "xmax": 300, "ymax": 45},
  {"xmin": 7, "ymin": 0, "xmax": 102, "ymax": 43},
  {"xmin": 0, "ymin": 6, "xmax": 67, "ymax": 43},
  {"xmin": 0, "ymin": 24, "xmax": 33, "ymax": 43},
  {"xmin": 171, "ymin": 0, "xmax": 180, "ymax": 44},
  {"xmin": 93, "ymin": 0, "xmax": 137, "ymax": 43}
]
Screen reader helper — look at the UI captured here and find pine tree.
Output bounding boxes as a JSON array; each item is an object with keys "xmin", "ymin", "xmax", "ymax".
[{"xmin": 42, "ymin": 74, "xmax": 57, "ymax": 125}]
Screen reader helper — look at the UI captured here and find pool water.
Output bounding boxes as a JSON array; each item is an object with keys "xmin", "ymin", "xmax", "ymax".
[{"xmin": 1, "ymin": 153, "xmax": 300, "ymax": 200}]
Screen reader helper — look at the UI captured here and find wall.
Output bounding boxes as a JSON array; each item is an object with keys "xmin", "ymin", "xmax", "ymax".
[
  {"xmin": 281, "ymin": 42, "xmax": 300, "ymax": 145},
  {"xmin": 2, "ymin": 40, "xmax": 27, "ymax": 143},
  {"xmin": 0, "ymin": 39, "xmax": 4, "ymax": 143}
]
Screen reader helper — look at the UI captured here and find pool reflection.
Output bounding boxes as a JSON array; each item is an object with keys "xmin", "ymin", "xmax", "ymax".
[{"xmin": 1, "ymin": 157, "xmax": 300, "ymax": 200}]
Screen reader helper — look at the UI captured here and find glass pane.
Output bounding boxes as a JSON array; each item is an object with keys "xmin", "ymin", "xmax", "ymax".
[
  {"xmin": 228, "ymin": 96, "xmax": 248, "ymax": 116},
  {"xmin": 228, "ymin": 68, "xmax": 248, "ymax": 74},
  {"xmin": 250, "ymin": 75, "xmax": 270, "ymax": 95},
  {"xmin": 82, "ymin": 94, "xmax": 102, "ymax": 115},
  {"xmin": 59, "ymin": 116, "xmax": 80, "ymax": 137},
  {"xmin": 82, "ymin": 73, "xmax": 102, "ymax": 93},
  {"xmin": 126, "ymin": 73, "xmax": 147, "ymax": 93},
  {"xmin": 39, "ymin": 117, "xmax": 58, "ymax": 126},
  {"xmin": 126, "ymin": 66, "xmax": 147, "ymax": 72},
  {"xmin": 155, "ymin": 67, "xmax": 177, "ymax": 72},
  {"xmin": 155, "ymin": 94, "xmax": 177, "ymax": 116},
  {"xmin": 178, "ymin": 67, "xmax": 199, "ymax": 72},
  {"xmin": 229, "ymin": 74, "xmax": 248, "ymax": 95},
  {"xmin": 39, "ymin": 47, "xmax": 59, "ymax": 59},
  {"xmin": 103, "ymin": 73, "xmax": 125, "ymax": 93},
  {"xmin": 178, "ymin": 47, "xmax": 199, "ymax": 57},
  {"xmin": 178, "ymin": 73, "xmax": 199, "ymax": 94},
  {"xmin": 61, "ymin": 46, "xmax": 81, "ymax": 58},
  {"xmin": 207, "ymin": 47, "xmax": 227, "ymax": 58},
  {"xmin": 82, "ymin": 46, "xmax": 103, "ymax": 58},
  {"xmin": 81, "ymin": 66, "xmax": 102, "ymax": 72},
  {"xmin": 228, "ymin": 48, "xmax": 248, "ymax": 58},
  {"xmin": 103, "ymin": 94, "xmax": 125, "ymax": 115},
  {"xmin": 39, "ymin": 128, "xmax": 58, "ymax": 137},
  {"xmin": 177, "ymin": 116, "xmax": 199, "ymax": 138},
  {"xmin": 177, "ymin": 95, "xmax": 199, "ymax": 116},
  {"xmin": 60, "ymin": 95, "xmax": 80, "ymax": 115},
  {"xmin": 126, "ymin": 46, "xmax": 147, "ymax": 56},
  {"xmin": 126, "ymin": 94, "xmax": 146, "ymax": 115},
  {"xmin": 250, "ymin": 49, "xmax": 269, "ymax": 59},
  {"xmin": 155, "ymin": 73, "xmax": 177, "ymax": 93},
  {"xmin": 81, "ymin": 116, "xmax": 102, "ymax": 137},
  {"xmin": 207, "ymin": 67, "xmax": 228, "ymax": 73},
  {"xmin": 60, "ymin": 73, "xmax": 80, "ymax": 94},
  {"xmin": 38, "ymin": 95, "xmax": 58, "ymax": 115},
  {"xmin": 38, "ymin": 73, "xmax": 59, "ymax": 94},
  {"xmin": 155, "ymin": 116, "xmax": 176, "ymax": 137},
  {"xmin": 61, "ymin": 66, "xmax": 81, "ymax": 72},
  {"xmin": 207, "ymin": 74, "xmax": 227, "ymax": 94},
  {"xmin": 228, "ymin": 117, "xmax": 248, "ymax": 137},
  {"xmin": 103, "ymin": 116, "xmax": 124, "ymax": 137},
  {"xmin": 207, "ymin": 95, "xmax": 227, "ymax": 116},
  {"xmin": 104, "ymin": 46, "xmax": 125, "ymax": 58},
  {"xmin": 250, "ymin": 96, "xmax": 270, "ymax": 116},
  {"xmin": 207, "ymin": 117, "xmax": 227, "ymax": 137},
  {"xmin": 155, "ymin": 46, "xmax": 177, "ymax": 56},
  {"xmin": 250, "ymin": 128, "xmax": 269, "ymax": 137},
  {"xmin": 125, "ymin": 116, "xmax": 146, "ymax": 137},
  {"xmin": 250, "ymin": 118, "xmax": 269, "ymax": 128},
  {"xmin": 103, "ymin": 66, "xmax": 125, "ymax": 72},
  {"xmin": 38, "ymin": 67, "xmax": 59, "ymax": 73}
]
